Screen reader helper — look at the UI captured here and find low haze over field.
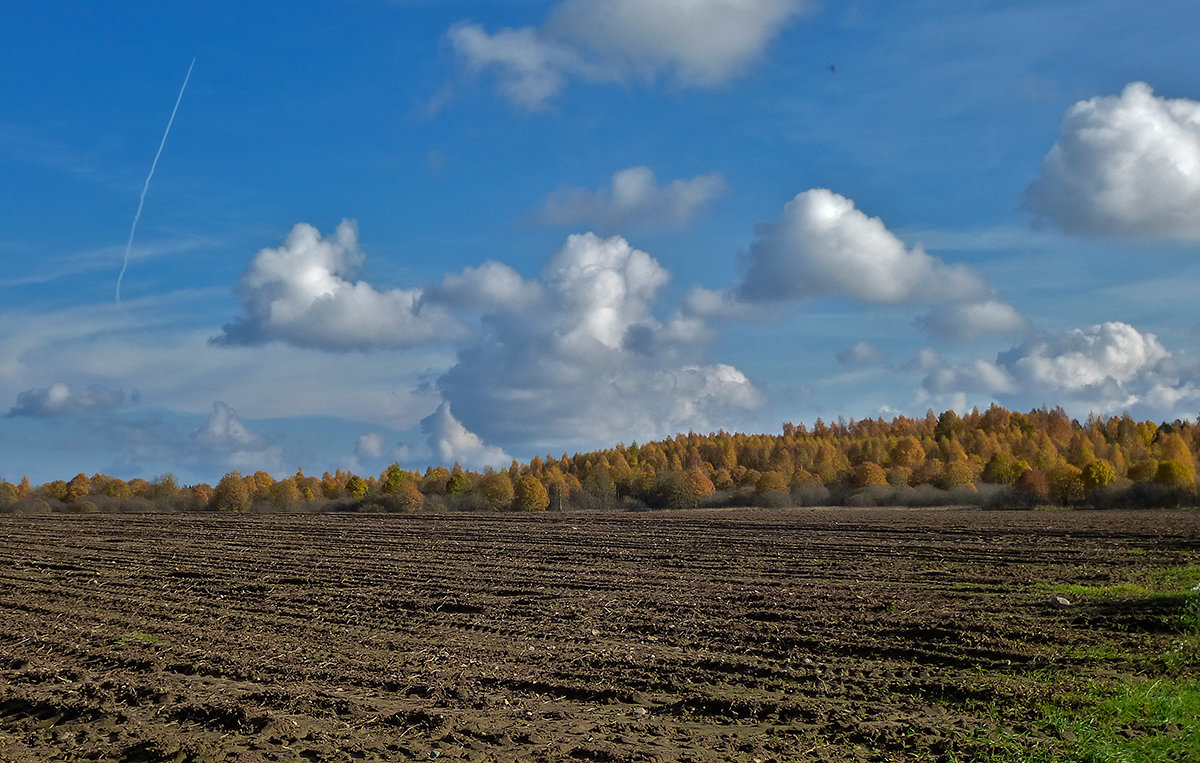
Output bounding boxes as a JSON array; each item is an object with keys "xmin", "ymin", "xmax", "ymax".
[{"xmin": 3, "ymin": 1, "xmax": 1200, "ymax": 484}]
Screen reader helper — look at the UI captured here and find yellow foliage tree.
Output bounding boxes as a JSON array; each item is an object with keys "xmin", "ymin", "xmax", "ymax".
[{"xmin": 513, "ymin": 475, "xmax": 549, "ymax": 512}]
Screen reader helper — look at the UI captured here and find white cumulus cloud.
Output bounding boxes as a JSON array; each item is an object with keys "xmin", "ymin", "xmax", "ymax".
[
  {"xmin": 437, "ymin": 233, "xmax": 762, "ymax": 451},
  {"xmin": 421, "ymin": 402, "xmax": 511, "ymax": 470},
  {"xmin": 917, "ymin": 322, "xmax": 1200, "ymax": 417},
  {"xmin": 547, "ymin": 0, "xmax": 804, "ymax": 86},
  {"xmin": 447, "ymin": 24, "xmax": 586, "ymax": 110},
  {"xmin": 731, "ymin": 189, "xmax": 1025, "ymax": 339},
  {"xmin": 214, "ymin": 224, "xmax": 762, "ymax": 459},
  {"xmin": 432, "ymin": 260, "xmax": 544, "ymax": 312},
  {"xmin": 214, "ymin": 220, "xmax": 454, "ymax": 352},
  {"xmin": 1026, "ymin": 82, "xmax": 1200, "ymax": 240},
  {"xmin": 738, "ymin": 189, "xmax": 989, "ymax": 303},
  {"xmin": 450, "ymin": 0, "xmax": 808, "ymax": 108},
  {"xmin": 534, "ymin": 166, "xmax": 726, "ymax": 230},
  {"xmin": 999, "ymin": 321, "xmax": 1169, "ymax": 395}
]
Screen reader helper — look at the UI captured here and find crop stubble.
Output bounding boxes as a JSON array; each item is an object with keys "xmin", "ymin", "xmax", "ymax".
[{"xmin": 1, "ymin": 508, "xmax": 1197, "ymax": 762}]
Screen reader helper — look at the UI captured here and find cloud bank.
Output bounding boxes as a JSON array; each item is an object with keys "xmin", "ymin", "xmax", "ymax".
[
  {"xmin": 920, "ymin": 322, "xmax": 1200, "ymax": 415},
  {"xmin": 215, "ymin": 225, "xmax": 762, "ymax": 460},
  {"xmin": 1026, "ymin": 82, "xmax": 1200, "ymax": 240},
  {"xmin": 450, "ymin": 0, "xmax": 808, "ymax": 108}
]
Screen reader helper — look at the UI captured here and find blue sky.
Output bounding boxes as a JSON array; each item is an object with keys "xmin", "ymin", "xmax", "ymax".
[{"xmin": 3, "ymin": 0, "xmax": 1200, "ymax": 485}]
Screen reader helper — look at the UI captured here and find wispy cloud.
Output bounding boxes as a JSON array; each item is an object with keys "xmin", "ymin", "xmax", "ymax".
[
  {"xmin": 449, "ymin": 0, "xmax": 810, "ymax": 108},
  {"xmin": 531, "ymin": 166, "xmax": 726, "ymax": 230},
  {"xmin": 8, "ymin": 382, "xmax": 134, "ymax": 418}
]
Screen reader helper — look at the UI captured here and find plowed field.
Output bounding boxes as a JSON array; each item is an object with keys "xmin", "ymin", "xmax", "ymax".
[{"xmin": 1, "ymin": 508, "xmax": 1198, "ymax": 762}]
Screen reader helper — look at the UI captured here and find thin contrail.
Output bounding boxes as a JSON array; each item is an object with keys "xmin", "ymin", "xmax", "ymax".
[{"xmin": 116, "ymin": 58, "xmax": 195, "ymax": 304}]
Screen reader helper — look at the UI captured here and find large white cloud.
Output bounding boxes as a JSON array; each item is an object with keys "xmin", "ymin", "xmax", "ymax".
[
  {"xmin": 433, "ymin": 260, "xmax": 544, "ymax": 313},
  {"xmin": 546, "ymin": 0, "xmax": 804, "ymax": 86},
  {"xmin": 437, "ymin": 233, "xmax": 762, "ymax": 450},
  {"xmin": 214, "ymin": 220, "xmax": 454, "ymax": 352},
  {"xmin": 730, "ymin": 189, "xmax": 1024, "ymax": 339},
  {"xmin": 738, "ymin": 189, "xmax": 989, "ymax": 303},
  {"xmin": 533, "ymin": 166, "xmax": 726, "ymax": 230},
  {"xmin": 999, "ymin": 321, "xmax": 1170, "ymax": 395},
  {"xmin": 212, "ymin": 224, "xmax": 761, "ymax": 458},
  {"xmin": 450, "ymin": 0, "xmax": 807, "ymax": 108},
  {"xmin": 1026, "ymin": 82, "xmax": 1200, "ymax": 240}
]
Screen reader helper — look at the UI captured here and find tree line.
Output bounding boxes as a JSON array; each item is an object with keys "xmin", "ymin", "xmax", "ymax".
[{"xmin": 3, "ymin": 405, "xmax": 1199, "ymax": 514}]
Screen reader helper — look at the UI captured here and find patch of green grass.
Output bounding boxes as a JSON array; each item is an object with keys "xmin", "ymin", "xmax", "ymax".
[
  {"xmin": 116, "ymin": 630, "xmax": 162, "ymax": 646},
  {"xmin": 1047, "ymin": 565, "xmax": 1200, "ymax": 604},
  {"xmin": 1153, "ymin": 565, "xmax": 1200, "ymax": 590},
  {"xmin": 1042, "ymin": 679, "xmax": 1200, "ymax": 762},
  {"xmin": 1171, "ymin": 596, "xmax": 1200, "ymax": 637},
  {"xmin": 975, "ymin": 566, "xmax": 1200, "ymax": 761},
  {"xmin": 959, "ymin": 678, "xmax": 1200, "ymax": 763},
  {"xmin": 1050, "ymin": 581, "xmax": 1158, "ymax": 601}
]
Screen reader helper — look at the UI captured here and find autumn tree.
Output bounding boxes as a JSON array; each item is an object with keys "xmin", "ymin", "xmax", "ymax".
[
  {"xmin": 1081, "ymin": 459, "xmax": 1118, "ymax": 491},
  {"xmin": 387, "ymin": 478, "xmax": 424, "ymax": 512},
  {"xmin": 446, "ymin": 471, "xmax": 473, "ymax": 495},
  {"xmin": 852, "ymin": 462, "xmax": 888, "ymax": 488},
  {"xmin": 421, "ymin": 466, "xmax": 450, "ymax": 495},
  {"xmin": 1014, "ymin": 468, "xmax": 1050, "ymax": 501},
  {"xmin": 686, "ymin": 468, "xmax": 716, "ymax": 499},
  {"xmin": 64, "ymin": 473, "xmax": 91, "ymax": 503},
  {"xmin": 1047, "ymin": 462, "xmax": 1085, "ymax": 504},
  {"xmin": 1156, "ymin": 432, "xmax": 1196, "ymax": 483},
  {"xmin": 889, "ymin": 436, "xmax": 926, "ymax": 469},
  {"xmin": 212, "ymin": 471, "xmax": 252, "ymax": 512},
  {"xmin": 1155, "ymin": 460, "xmax": 1195, "ymax": 490},
  {"xmin": 653, "ymin": 470, "xmax": 700, "ymax": 509},
  {"xmin": 147, "ymin": 473, "xmax": 181, "ymax": 502},
  {"xmin": 513, "ymin": 475, "xmax": 550, "ymax": 512},
  {"xmin": 479, "ymin": 471, "xmax": 514, "ymax": 510},
  {"xmin": 0, "ymin": 482, "xmax": 17, "ymax": 508},
  {"xmin": 345, "ymin": 474, "xmax": 369, "ymax": 499},
  {"xmin": 981, "ymin": 452, "xmax": 1024, "ymax": 485},
  {"xmin": 270, "ymin": 477, "xmax": 302, "ymax": 508}
]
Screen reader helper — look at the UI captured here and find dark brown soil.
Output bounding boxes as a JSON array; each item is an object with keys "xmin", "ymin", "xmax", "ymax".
[{"xmin": 1, "ymin": 508, "xmax": 1197, "ymax": 762}]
